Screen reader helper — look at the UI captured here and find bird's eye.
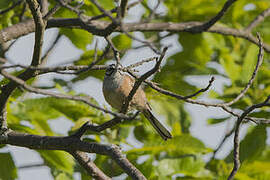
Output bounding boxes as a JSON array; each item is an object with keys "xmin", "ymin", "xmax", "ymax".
[{"xmin": 105, "ymin": 66, "xmax": 115, "ymax": 76}]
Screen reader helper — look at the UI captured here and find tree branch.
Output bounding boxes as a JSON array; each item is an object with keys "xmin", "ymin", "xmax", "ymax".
[
  {"xmin": 227, "ymin": 96, "xmax": 270, "ymax": 180},
  {"xmin": 0, "ymin": 0, "xmax": 45, "ymax": 129},
  {"xmin": 0, "ymin": 70, "xmax": 129, "ymax": 119},
  {"xmin": 223, "ymin": 33, "xmax": 264, "ymax": 106},
  {"xmin": 70, "ymin": 151, "xmax": 111, "ymax": 180},
  {"xmin": 0, "ymin": 0, "xmax": 23, "ymax": 15},
  {"xmin": 121, "ymin": 47, "xmax": 167, "ymax": 113},
  {"xmin": 0, "ymin": 130, "xmax": 146, "ymax": 180},
  {"xmin": 245, "ymin": 7, "xmax": 270, "ymax": 32},
  {"xmin": 186, "ymin": 0, "xmax": 237, "ymax": 32}
]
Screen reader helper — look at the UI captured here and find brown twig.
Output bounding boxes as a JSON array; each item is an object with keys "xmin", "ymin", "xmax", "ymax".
[
  {"xmin": 56, "ymin": 0, "xmax": 83, "ymax": 15},
  {"xmin": 71, "ymin": 112, "xmax": 140, "ymax": 138},
  {"xmin": 125, "ymin": 57, "xmax": 158, "ymax": 69},
  {"xmin": 70, "ymin": 151, "xmax": 111, "ymax": 180},
  {"xmin": 245, "ymin": 7, "xmax": 270, "ymax": 32},
  {"xmin": 119, "ymin": 0, "xmax": 128, "ymax": 18},
  {"xmin": 90, "ymin": 0, "xmax": 119, "ymax": 25},
  {"xmin": 105, "ymin": 36, "xmax": 121, "ymax": 66},
  {"xmin": 227, "ymin": 95, "xmax": 270, "ymax": 180},
  {"xmin": 0, "ymin": 0, "xmax": 23, "ymax": 15},
  {"xmin": 187, "ymin": 0, "xmax": 237, "ymax": 32},
  {"xmin": 0, "ymin": 70, "xmax": 129, "ymax": 119},
  {"xmin": 0, "ymin": 64, "xmax": 107, "ymax": 73},
  {"xmin": 120, "ymin": 47, "xmax": 168, "ymax": 113},
  {"xmin": 223, "ymin": 33, "xmax": 264, "ymax": 106}
]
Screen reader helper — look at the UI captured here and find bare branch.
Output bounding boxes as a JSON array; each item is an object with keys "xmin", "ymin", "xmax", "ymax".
[
  {"xmin": 70, "ymin": 151, "xmax": 111, "ymax": 180},
  {"xmin": 121, "ymin": 47, "xmax": 168, "ymax": 113},
  {"xmin": 0, "ymin": 70, "xmax": 129, "ymax": 119},
  {"xmin": 119, "ymin": 0, "xmax": 128, "ymax": 18},
  {"xmin": 40, "ymin": 33, "xmax": 62, "ymax": 65},
  {"xmin": 90, "ymin": 0, "xmax": 119, "ymax": 25},
  {"xmin": 0, "ymin": 0, "xmax": 45, "ymax": 129},
  {"xmin": 183, "ymin": 77, "xmax": 215, "ymax": 99},
  {"xmin": 0, "ymin": 0, "xmax": 23, "ymax": 15},
  {"xmin": 187, "ymin": 0, "xmax": 237, "ymax": 32},
  {"xmin": 245, "ymin": 7, "xmax": 270, "ymax": 32},
  {"xmin": 71, "ymin": 112, "xmax": 139, "ymax": 138},
  {"xmin": 125, "ymin": 57, "xmax": 158, "ymax": 69},
  {"xmin": 0, "ymin": 130, "xmax": 146, "ymax": 180},
  {"xmin": 18, "ymin": 163, "xmax": 46, "ymax": 169},
  {"xmin": 56, "ymin": 0, "xmax": 83, "ymax": 15},
  {"xmin": 227, "ymin": 96, "xmax": 270, "ymax": 180},
  {"xmin": 26, "ymin": 0, "xmax": 45, "ymax": 66},
  {"xmin": 2, "ymin": 20, "xmax": 270, "ymax": 53},
  {"xmin": 105, "ymin": 36, "xmax": 121, "ymax": 66},
  {"xmin": 223, "ymin": 33, "xmax": 264, "ymax": 106}
]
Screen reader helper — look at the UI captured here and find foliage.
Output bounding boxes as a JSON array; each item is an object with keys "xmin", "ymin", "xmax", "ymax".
[{"xmin": 1, "ymin": 0, "xmax": 270, "ymax": 179}]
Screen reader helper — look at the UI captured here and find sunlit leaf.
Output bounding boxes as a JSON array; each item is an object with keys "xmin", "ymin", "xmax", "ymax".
[
  {"xmin": 39, "ymin": 150, "xmax": 75, "ymax": 176},
  {"xmin": 60, "ymin": 29, "xmax": 93, "ymax": 50}
]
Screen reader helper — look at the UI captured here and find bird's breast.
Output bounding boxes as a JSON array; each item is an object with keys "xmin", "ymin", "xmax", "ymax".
[{"xmin": 103, "ymin": 76, "xmax": 126, "ymax": 110}]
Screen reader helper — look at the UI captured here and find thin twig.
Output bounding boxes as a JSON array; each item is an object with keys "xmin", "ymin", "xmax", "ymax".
[
  {"xmin": 56, "ymin": 0, "xmax": 83, "ymax": 15},
  {"xmin": 223, "ymin": 33, "xmax": 264, "ymax": 106},
  {"xmin": 227, "ymin": 95, "xmax": 270, "ymax": 180},
  {"xmin": 0, "ymin": 70, "xmax": 129, "ymax": 119},
  {"xmin": 121, "ymin": 47, "xmax": 168, "ymax": 113},
  {"xmin": 0, "ymin": 0, "xmax": 23, "ymax": 15},
  {"xmin": 186, "ymin": 0, "xmax": 237, "ymax": 32},
  {"xmin": 105, "ymin": 36, "xmax": 121, "ymax": 66},
  {"xmin": 90, "ymin": 0, "xmax": 119, "ymax": 25},
  {"xmin": 125, "ymin": 57, "xmax": 158, "ymax": 69},
  {"xmin": 245, "ymin": 7, "xmax": 270, "ymax": 32},
  {"xmin": 70, "ymin": 151, "xmax": 111, "ymax": 180}
]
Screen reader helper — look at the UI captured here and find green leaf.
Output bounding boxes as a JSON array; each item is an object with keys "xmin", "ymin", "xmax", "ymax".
[
  {"xmin": 127, "ymin": 134, "xmax": 210, "ymax": 156},
  {"xmin": 0, "ymin": 0, "xmax": 11, "ymax": 10},
  {"xmin": 207, "ymin": 116, "xmax": 230, "ymax": 125},
  {"xmin": 60, "ymin": 29, "xmax": 92, "ymax": 50},
  {"xmin": 39, "ymin": 150, "xmax": 75, "ymax": 176},
  {"xmin": 206, "ymin": 159, "xmax": 232, "ymax": 178},
  {"xmin": 55, "ymin": 173, "xmax": 73, "ymax": 180},
  {"xmin": 219, "ymin": 51, "xmax": 241, "ymax": 83},
  {"xmin": 94, "ymin": 155, "xmax": 123, "ymax": 177},
  {"xmin": 240, "ymin": 44, "xmax": 258, "ymax": 83},
  {"xmin": 112, "ymin": 34, "xmax": 132, "ymax": 50},
  {"xmin": 226, "ymin": 125, "xmax": 267, "ymax": 163},
  {"xmin": 0, "ymin": 153, "xmax": 17, "ymax": 180},
  {"xmin": 157, "ymin": 156, "xmax": 209, "ymax": 177},
  {"xmin": 239, "ymin": 161, "xmax": 270, "ymax": 179}
]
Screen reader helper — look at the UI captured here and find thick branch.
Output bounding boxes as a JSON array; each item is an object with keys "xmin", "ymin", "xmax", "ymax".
[
  {"xmin": 2, "ymin": 20, "xmax": 270, "ymax": 52},
  {"xmin": 0, "ymin": 130, "xmax": 146, "ymax": 180},
  {"xmin": 0, "ymin": 0, "xmax": 45, "ymax": 129}
]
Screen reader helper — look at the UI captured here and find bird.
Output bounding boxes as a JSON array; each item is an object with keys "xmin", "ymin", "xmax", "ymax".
[{"xmin": 102, "ymin": 64, "xmax": 172, "ymax": 140}]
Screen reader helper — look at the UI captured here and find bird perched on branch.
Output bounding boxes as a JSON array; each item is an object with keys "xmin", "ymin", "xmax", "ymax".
[{"xmin": 102, "ymin": 64, "xmax": 172, "ymax": 140}]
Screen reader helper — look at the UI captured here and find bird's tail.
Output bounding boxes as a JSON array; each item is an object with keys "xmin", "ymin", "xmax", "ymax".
[{"xmin": 143, "ymin": 109, "xmax": 172, "ymax": 141}]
